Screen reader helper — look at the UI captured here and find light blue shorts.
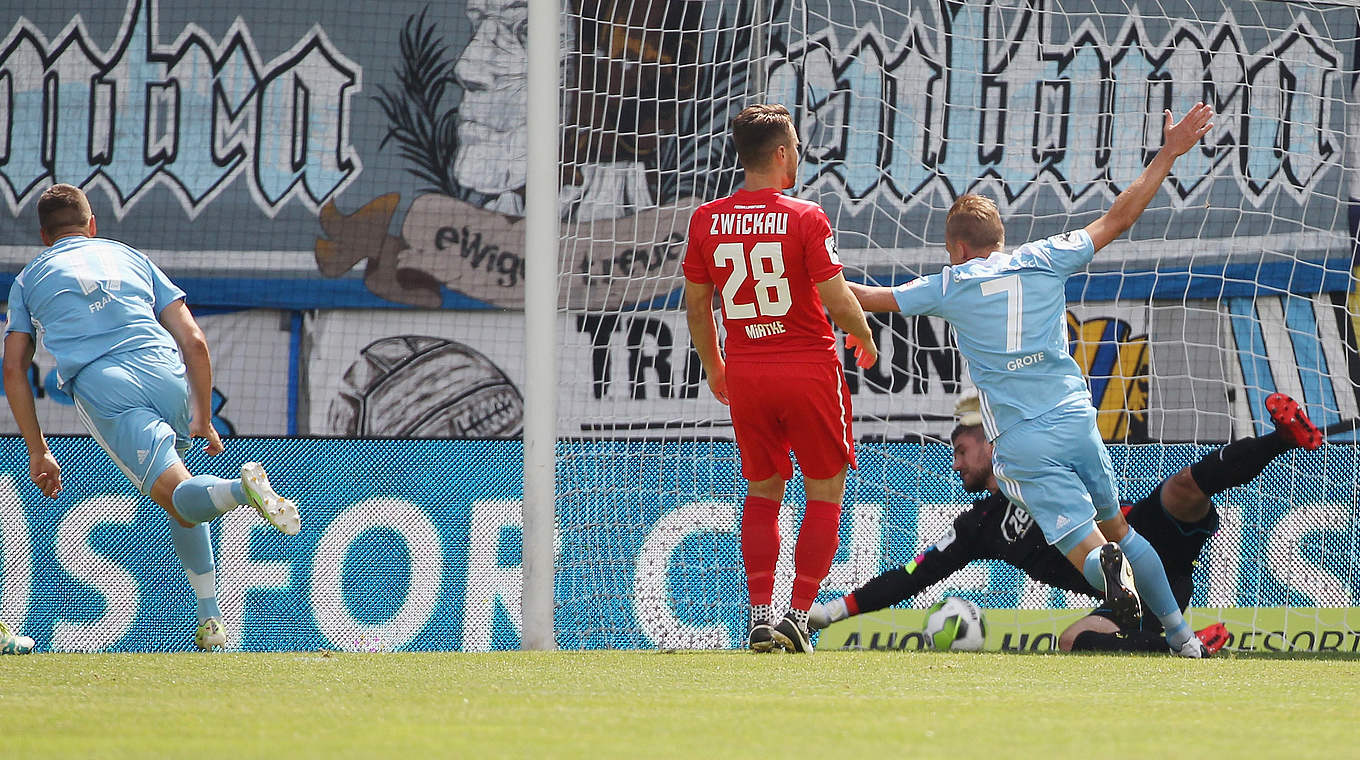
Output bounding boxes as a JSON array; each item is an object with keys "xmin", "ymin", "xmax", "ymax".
[
  {"xmin": 69, "ymin": 350, "xmax": 190, "ymax": 495},
  {"xmin": 990, "ymin": 402, "xmax": 1120, "ymax": 552}
]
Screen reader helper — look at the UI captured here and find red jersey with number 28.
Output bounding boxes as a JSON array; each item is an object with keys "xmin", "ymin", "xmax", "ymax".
[{"xmin": 682, "ymin": 187, "xmax": 843, "ymax": 362}]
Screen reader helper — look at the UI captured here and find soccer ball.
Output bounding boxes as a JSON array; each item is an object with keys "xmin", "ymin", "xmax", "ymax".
[{"xmin": 923, "ymin": 596, "xmax": 987, "ymax": 651}]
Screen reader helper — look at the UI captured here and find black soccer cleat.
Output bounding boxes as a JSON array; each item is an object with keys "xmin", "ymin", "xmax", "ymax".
[
  {"xmin": 1100, "ymin": 543, "xmax": 1143, "ymax": 630},
  {"xmin": 771, "ymin": 612, "xmax": 813, "ymax": 654},
  {"xmin": 748, "ymin": 622, "xmax": 777, "ymax": 653}
]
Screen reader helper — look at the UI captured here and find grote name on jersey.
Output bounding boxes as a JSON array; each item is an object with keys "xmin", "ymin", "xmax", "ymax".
[
  {"xmin": 744, "ymin": 321, "xmax": 787, "ymax": 339},
  {"xmin": 1005, "ymin": 351, "xmax": 1045, "ymax": 371},
  {"xmin": 709, "ymin": 212, "xmax": 790, "ymax": 237}
]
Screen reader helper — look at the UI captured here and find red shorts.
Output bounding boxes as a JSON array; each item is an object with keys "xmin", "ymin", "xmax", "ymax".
[{"xmin": 726, "ymin": 360, "xmax": 855, "ymax": 481}]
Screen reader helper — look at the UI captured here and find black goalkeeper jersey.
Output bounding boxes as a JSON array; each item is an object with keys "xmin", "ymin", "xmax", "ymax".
[
  {"xmin": 850, "ymin": 487, "xmax": 1216, "ymax": 617},
  {"xmin": 903, "ymin": 491, "xmax": 1098, "ymax": 599}
]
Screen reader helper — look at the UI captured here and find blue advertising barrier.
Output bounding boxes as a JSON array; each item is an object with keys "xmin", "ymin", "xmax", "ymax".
[{"xmin": 0, "ymin": 437, "xmax": 1355, "ymax": 651}]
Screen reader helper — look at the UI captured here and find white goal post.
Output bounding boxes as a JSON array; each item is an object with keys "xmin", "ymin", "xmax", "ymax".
[
  {"xmin": 523, "ymin": 0, "xmax": 561, "ymax": 651},
  {"xmin": 525, "ymin": 0, "xmax": 1360, "ymax": 651}
]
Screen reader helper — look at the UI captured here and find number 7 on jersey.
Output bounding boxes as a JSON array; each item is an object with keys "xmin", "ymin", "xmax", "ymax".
[{"xmin": 979, "ymin": 274, "xmax": 1023, "ymax": 352}]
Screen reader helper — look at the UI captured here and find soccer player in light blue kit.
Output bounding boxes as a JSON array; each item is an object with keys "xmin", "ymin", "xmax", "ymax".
[
  {"xmin": 851, "ymin": 103, "xmax": 1215, "ymax": 657},
  {"xmin": 2, "ymin": 184, "xmax": 300, "ymax": 651}
]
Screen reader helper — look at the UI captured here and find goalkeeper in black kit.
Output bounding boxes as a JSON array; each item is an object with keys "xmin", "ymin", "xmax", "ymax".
[{"xmin": 811, "ymin": 391, "xmax": 1325, "ymax": 653}]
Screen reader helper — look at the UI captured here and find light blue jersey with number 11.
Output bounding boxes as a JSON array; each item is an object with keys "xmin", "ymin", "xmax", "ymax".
[
  {"xmin": 6, "ymin": 236, "xmax": 185, "ymax": 390},
  {"xmin": 892, "ymin": 229, "xmax": 1096, "ymax": 441}
]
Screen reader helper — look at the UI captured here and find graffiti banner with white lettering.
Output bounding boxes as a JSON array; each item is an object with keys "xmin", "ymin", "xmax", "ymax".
[
  {"xmin": 774, "ymin": 1, "xmax": 1359, "ymax": 273},
  {"xmin": 3, "ymin": 1, "xmax": 1356, "ymax": 310}
]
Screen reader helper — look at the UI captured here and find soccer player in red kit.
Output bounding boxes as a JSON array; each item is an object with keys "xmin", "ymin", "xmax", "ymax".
[{"xmin": 683, "ymin": 104, "xmax": 878, "ymax": 653}]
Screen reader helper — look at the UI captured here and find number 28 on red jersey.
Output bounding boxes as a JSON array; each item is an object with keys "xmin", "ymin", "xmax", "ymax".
[{"xmin": 682, "ymin": 187, "xmax": 843, "ymax": 362}]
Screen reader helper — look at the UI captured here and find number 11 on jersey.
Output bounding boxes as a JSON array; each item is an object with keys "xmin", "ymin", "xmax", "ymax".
[{"xmin": 713, "ymin": 241, "xmax": 791, "ymax": 319}]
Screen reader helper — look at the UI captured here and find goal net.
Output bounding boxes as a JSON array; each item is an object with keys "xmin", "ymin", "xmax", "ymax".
[
  {"xmin": 552, "ymin": 0, "xmax": 1360, "ymax": 652},
  {"xmin": 0, "ymin": 0, "xmax": 1355, "ymax": 653}
]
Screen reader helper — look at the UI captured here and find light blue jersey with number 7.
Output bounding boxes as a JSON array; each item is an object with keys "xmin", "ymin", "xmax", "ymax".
[{"xmin": 892, "ymin": 229, "xmax": 1096, "ymax": 440}]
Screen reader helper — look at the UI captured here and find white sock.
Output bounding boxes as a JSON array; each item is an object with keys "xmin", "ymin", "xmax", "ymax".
[
  {"xmin": 824, "ymin": 597, "xmax": 850, "ymax": 624},
  {"xmin": 187, "ymin": 568, "xmax": 216, "ymax": 600},
  {"xmin": 751, "ymin": 604, "xmax": 774, "ymax": 627},
  {"xmin": 187, "ymin": 568, "xmax": 221, "ymax": 621},
  {"xmin": 207, "ymin": 481, "xmax": 243, "ymax": 513}
]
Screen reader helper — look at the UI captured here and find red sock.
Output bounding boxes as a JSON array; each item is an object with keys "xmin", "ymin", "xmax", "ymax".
[
  {"xmin": 790, "ymin": 500, "xmax": 841, "ymax": 611},
  {"xmin": 741, "ymin": 496, "xmax": 781, "ymax": 606}
]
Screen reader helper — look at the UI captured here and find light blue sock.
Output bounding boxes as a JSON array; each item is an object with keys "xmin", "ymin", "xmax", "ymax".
[
  {"xmin": 172, "ymin": 475, "xmax": 247, "ymax": 524},
  {"xmin": 1081, "ymin": 545, "xmax": 1106, "ymax": 592},
  {"xmin": 1119, "ymin": 527, "xmax": 1192, "ymax": 647},
  {"xmin": 168, "ymin": 520, "xmax": 221, "ymax": 622}
]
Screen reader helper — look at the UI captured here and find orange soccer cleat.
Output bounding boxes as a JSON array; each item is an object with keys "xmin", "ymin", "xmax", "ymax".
[
  {"xmin": 1265, "ymin": 393, "xmax": 1323, "ymax": 451},
  {"xmin": 1195, "ymin": 622, "xmax": 1230, "ymax": 655}
]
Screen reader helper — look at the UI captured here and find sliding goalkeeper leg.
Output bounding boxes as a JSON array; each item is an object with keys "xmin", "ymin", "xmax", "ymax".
[{"xmin": 1067, "ymin": 395, "xmax": 1322, "ymax": 654}]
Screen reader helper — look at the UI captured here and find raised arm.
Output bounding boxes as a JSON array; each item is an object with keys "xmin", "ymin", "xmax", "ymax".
[
  {"xmin": 1084, "ymin": 102, "xmax": 1214, "ymax": 252},
  {"xmin": 3, "ymin": 331, "xmax": 61, "ymax": 497},
  {"xmin": 158, "ymin": 299, "xmax": 224, "ymax": 455},
  {"xmin": 683, "ymin": 280, "xmax": 729, "ymax": 405}
]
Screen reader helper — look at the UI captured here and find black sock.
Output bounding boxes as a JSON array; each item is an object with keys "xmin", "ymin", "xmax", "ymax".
[
  {"xmin": 1071, "ymin": 629, "xmax": 1167, "ymax": 653},
  {"xmin": 849, "ymin": 567, "xmax": 914, "ymax": 615},
  {"xmin": 1188, "ymin": 432, "xmax": 1289, "ymax": 497}
]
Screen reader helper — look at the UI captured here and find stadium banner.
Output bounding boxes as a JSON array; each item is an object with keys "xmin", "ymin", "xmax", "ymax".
[
  {"xmin": 0, "ymin": 437, "xmax": 1353, "ymax": 652},
  {"xmin": 298, "ymin": 304, "xmax": 1358, "ymax": 444},
  {"xmin": 818, "ymin": 607, "xmax": 1360, "ymax": 654},
  {"xmin": 1, "ymin": 298, "xmax": 1353, "ymax": 443},
  {"xmin": 1, "ymin": 0, "xmax": 1357, "ymax": 310},
  {"xmin": 303, "ymin": 311, "xmax": 526, "ymax": 438},
  {"xmin": 0, "ymin": 309, "xmax": 295, "ymax": 437}
]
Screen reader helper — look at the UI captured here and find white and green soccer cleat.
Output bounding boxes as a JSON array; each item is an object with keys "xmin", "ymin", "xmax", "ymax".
[
  {"xmin": 194, "ymin": 617, "xmax": 227, "ymax": 650},
  {"xmin": 0, "ymin": 621, "xmax": 35, "ymax": 654},
  {"xmin": 240, "ymin": 462, "xmax": 300, "ymax": 536}
]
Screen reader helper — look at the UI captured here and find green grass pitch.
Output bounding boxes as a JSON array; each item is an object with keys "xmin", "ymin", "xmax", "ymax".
[{"xmin": 2, "ymin": 650, "xmax": 1355, "ymax": 758}]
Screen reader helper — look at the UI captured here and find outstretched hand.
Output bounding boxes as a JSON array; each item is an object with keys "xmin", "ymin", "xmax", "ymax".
[{"xmin": 1162, "ymin": 102, "xmax": 1214, "ymax": 158}]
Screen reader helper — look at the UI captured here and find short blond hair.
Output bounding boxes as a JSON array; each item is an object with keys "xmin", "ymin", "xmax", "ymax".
[
  {"xmin": 38, "ymin": 183, "xmax": 92, "ymax": 235},
  {"xmin": 945, "ymin": 194, "xmax": 1004, "ymax": 252}
]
